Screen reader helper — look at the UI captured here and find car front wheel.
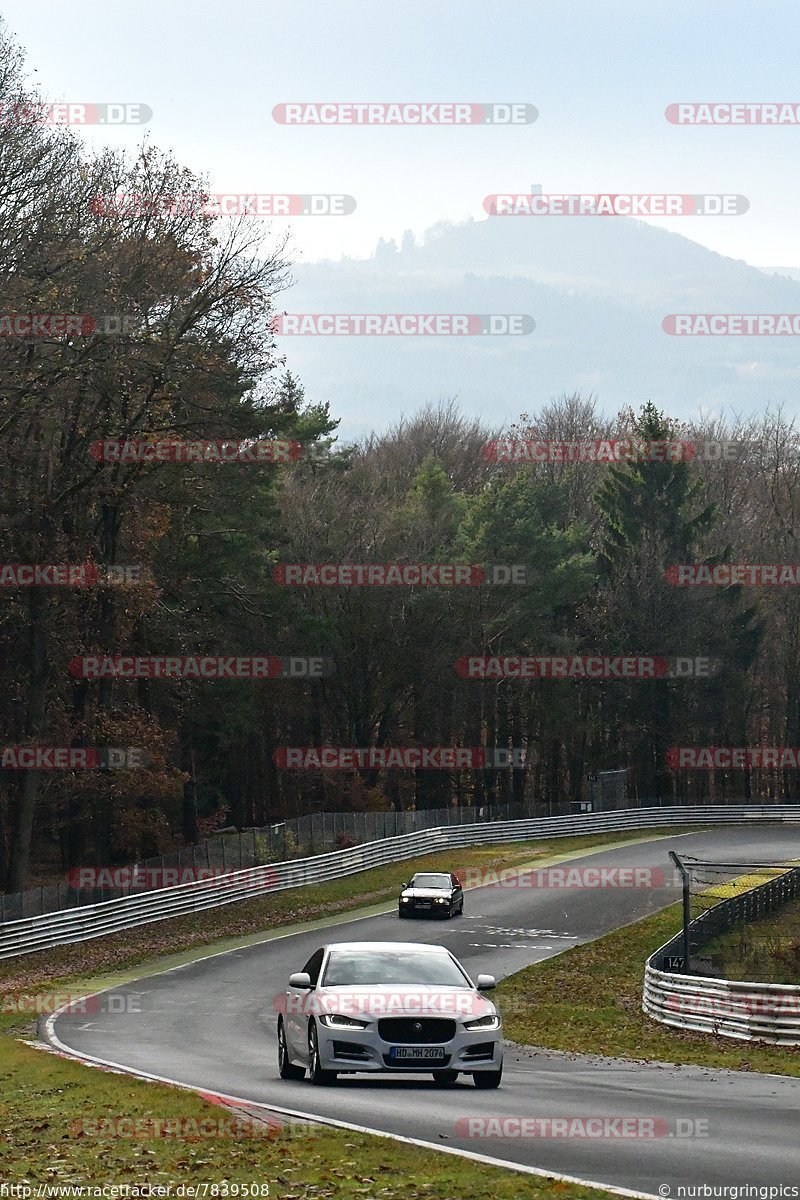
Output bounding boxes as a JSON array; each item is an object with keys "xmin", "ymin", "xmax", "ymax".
[
  {"xmin": 308, "ymin": 1022, "xmax": 338, "ymax": 1085},
  {"xmin": 473, "ymin": 1067, "xmax": 502, "ymax": 1089},
  {"xmin": 277, "ymin": 1019, "xmax": 305, "ymax": 1080}
]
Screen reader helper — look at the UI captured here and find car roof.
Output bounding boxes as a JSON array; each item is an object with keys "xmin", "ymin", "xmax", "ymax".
[{"xmin": 322, "ymin": 941, "xmax": 450, "ymax": 954}]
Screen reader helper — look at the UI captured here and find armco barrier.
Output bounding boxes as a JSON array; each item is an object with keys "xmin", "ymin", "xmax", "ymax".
[
  {"xmin": 1, "ymin": 804, "xmax": 798, "ymax": 962},
  {"xmin": 643, "ymin": 865, "xmax": 800, "ymax": 1045}
]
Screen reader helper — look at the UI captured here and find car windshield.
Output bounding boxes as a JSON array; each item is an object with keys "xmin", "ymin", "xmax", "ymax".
[
  {"xmin": 410, "ymin": 873, "xmax": 451, "ymax": 889},
  {"xmin": 322, "ymin": 949, "xmax": 470, "ymax": 988}
]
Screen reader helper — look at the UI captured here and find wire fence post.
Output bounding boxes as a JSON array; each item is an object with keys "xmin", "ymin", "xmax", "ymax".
[{"xmin": 669, "ymin": 850, "xmax": 691, "ymax": 974}]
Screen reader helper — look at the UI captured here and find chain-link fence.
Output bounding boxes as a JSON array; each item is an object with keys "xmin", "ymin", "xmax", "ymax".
[
  {"xmin": 0, "ymin": 800, "xmax": 532, "ymax": 922},
  {"xmin": 666, "ymin": 854, "xmax": 800, "ymax": 982},
  {"xmin": 3, "ymin": 792, "xmax": 796, "ymax": 925}
]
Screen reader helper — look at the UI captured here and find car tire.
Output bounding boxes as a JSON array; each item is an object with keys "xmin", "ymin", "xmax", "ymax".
[
  {"xmin": 398, "ymin": 908, "xmax": 407, "ymax": 918},
  {"xmin": 277, "ymin": 1019, "xmax": 305, "ymax": 1080},
  {"xmin": 432, "ymin": 1069, "xmax": 459, "ymax": 1085},
  {"xmin": 473, "ymin": 1067, "xmax": 503, "ymax": 1089},
  {"xmin": 308, "ymin": 1022, "xmax": 338, "ymax": 1086}
]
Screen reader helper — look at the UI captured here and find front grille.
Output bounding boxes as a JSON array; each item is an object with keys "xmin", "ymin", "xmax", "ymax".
[{"xmin": 378, "ymin": 1017, "xmax": 456, "ymax": 1043}]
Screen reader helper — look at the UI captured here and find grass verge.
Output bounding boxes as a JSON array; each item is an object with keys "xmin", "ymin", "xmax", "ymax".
[
  {"xmin": 497, "ymin": 902, "xmax": 800, "ymax": 1076},
  {"xmin": 702, "ymin": 893, "xmax": 800, "ymax": 984},
  {"xmin": 0, "ymin": 1035, "xmax": 617, "ymax": 1195}
]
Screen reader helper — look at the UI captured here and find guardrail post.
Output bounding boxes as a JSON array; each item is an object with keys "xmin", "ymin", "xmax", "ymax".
[{"xmin": 669, "ymin": 850, "xmax": 691, "ymax": 974}]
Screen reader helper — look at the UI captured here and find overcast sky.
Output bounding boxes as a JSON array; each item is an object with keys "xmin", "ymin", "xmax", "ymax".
[{"xmin": 2, "ymin": 0, "xmax": 798, "ymax": 270}]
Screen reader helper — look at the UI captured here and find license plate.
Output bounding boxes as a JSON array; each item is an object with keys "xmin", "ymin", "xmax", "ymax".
[
  {"xmin": 390, "ymin": 1046, "xmax": 445, "ymax": 1061},
  {"xmin": 416, "ymin": 902, "xmax": 431, "ymax": 908}
]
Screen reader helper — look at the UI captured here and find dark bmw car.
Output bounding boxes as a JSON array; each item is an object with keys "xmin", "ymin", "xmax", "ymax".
[{"xmin": 398, "ymin": 871, "xmax": 464, "ymax": 919}]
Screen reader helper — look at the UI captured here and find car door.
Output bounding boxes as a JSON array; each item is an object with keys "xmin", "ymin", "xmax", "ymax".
[
  {"xmin": 450, "ymin": 873, "xmax": 463, "ymax": 911},
  {"xmin": 286, "ymin": 947, "xmax": 324, "ymax": 1059}
]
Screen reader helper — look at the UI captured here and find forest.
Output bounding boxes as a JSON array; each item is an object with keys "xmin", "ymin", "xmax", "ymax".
[{"xmin": 1, "ymin": 27, "xmax": 798, "ymax": 892}]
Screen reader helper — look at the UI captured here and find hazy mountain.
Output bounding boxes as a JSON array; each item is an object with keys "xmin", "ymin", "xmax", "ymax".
[{"xmin": 277, "ymin": 217, "xmax": 800, "ymax": 439}]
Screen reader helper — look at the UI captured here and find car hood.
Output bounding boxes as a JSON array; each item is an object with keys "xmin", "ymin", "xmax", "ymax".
[
  {"xmin": 400, "ymin": 887, "xmax": 450, "ymax": 898},
  {"xmin": 312, "ymin": 984, "xmax": 496, "ymax": 1021}
]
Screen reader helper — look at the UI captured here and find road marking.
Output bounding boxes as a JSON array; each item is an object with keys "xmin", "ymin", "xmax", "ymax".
[{"xmin": 35, "ymin": 1030, "xmax": 659, "ymax": 1200}]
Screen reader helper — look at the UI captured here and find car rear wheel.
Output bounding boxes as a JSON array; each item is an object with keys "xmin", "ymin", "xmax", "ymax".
[
  {"xmin": 308, "ymin": 1022, "xmax": 338, "ymax": 1085},
  {"xmin": 473, "ymin": 1067, "xmax": 502, "ymax": 1089},
  {"xmin": 277, "ymin": 1019, "xmax": 305, "ymax": 1080},
  {"xmin": 432, "ymin": 1069, "xmax": 459, "ymax": 1085}
]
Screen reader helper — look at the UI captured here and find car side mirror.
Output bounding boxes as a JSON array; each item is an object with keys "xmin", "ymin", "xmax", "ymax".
[
  {"xmin": 289, "ymin": 971, "xmax": 313, "ymax": 989},
  {"xmin": 476, "ymin": 974, "xmax": 496, "ymax": 991}
]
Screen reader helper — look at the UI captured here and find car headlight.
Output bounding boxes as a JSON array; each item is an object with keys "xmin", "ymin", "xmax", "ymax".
[
  {"xmin": 319, "ymin": 1013, "xmax": 369, "ymax": 1029},
  {"xmin": 435, "ymin": 897, "xmax": 447, "ymax": 903},
  {"xmin": 463, "ymin": 1013, "xmax": 501, "ymax": 1031},
  {"xmin": 400, "ymin": 897, "xmax": 410, "ymax": 903}
]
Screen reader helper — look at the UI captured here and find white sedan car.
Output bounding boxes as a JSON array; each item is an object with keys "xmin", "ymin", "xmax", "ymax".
[{"xmin": 277, "ymin": 941, "xmax": 503, "ymax": 1088}]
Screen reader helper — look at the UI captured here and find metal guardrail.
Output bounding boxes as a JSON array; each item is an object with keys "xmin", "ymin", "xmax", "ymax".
[
  {"xmin": 1, "ymin": 804, "xmax": 798, "ymax": 962},
  {"xmin": 3, "ymin": 794, "xmax": 781, "ymax": 923},
  {"xmin": 0, "ymin": 799, "xmax": 543, "ymax": 922},
  {"xmin": 643, "ymin": 865, "xmax": 800, "ymax": 1045}
]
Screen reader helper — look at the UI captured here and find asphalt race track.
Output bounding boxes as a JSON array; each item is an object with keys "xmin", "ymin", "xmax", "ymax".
[{"xmin": 47, "ymin": 828, "xmax": 800, "ymax": 1198}]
